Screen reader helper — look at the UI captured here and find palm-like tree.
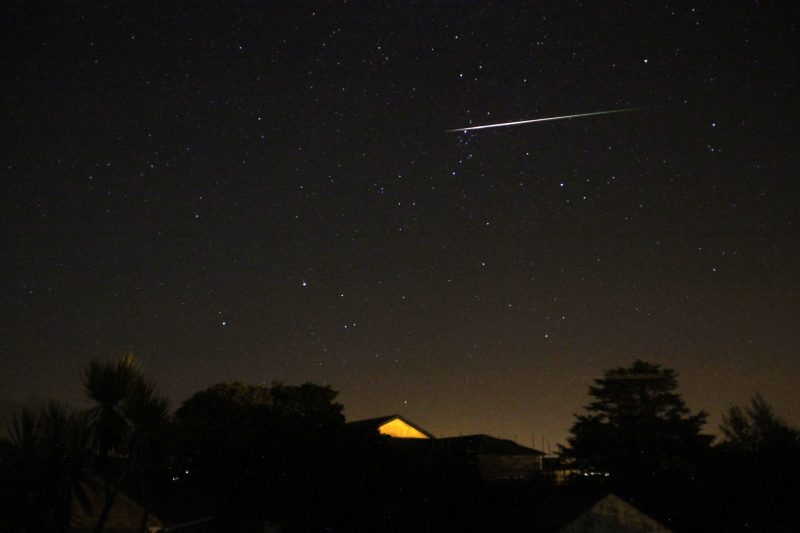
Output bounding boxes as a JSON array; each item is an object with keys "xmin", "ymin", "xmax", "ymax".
[
  {"xmin": 4, "ymin": 402, "xmax": 94, "ymax": 532},
  {"xmin": 83, "ymin": 354, "xmax": 137, "ymax": 533},
  {"xmin": 122, "ymin": 376, "xmax": 170, "ymax": 532},
  {"xmin": 83, "ymin": 354, "xmax": 169, "ymax": 533},
  {"xmin": 84, "ymin": 354, "xmax": 137, "ymax": 457}
]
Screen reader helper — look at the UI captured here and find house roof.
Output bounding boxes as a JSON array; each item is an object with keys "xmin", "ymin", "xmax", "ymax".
[
  {"xmin": 70, "ymin": 478, "xmax": 164, "ymax": 532},
  {"xmin": 347, "ymin": 414, "xmax": 435, "ymax": 439},
  {"xmin": 501, "ymin": 490, "xmax": 672, "ymax": 532},
  {"xmin": 435, "ymin": 434, "xmax": 545, "ymax": 456}
]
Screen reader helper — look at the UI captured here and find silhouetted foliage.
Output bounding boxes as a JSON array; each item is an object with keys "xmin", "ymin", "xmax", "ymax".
[
  {"xmin": 720, "ymin": 393, "xmax": 798, "ymax": 453},
  {"xmin": 0, "ymin": 402, "xmax": 94, "ymax": 532},
  {"xmin": 561, "ymin": 360, "xmax": 712, "ymax": 527},
  {"xmin": 17, "ymin": 359, "xmax": 800, "ymax": 532},
  {"xmin": 171, "ymin": 381, "xmax": 362, "ymax": 526},
  {"xmin": 563, "ymin": 360, "xmax": 711, "ymax": 475},
  {"xmin": 83, "ymin": 353, "xmax": 169, "ymax": 533},
  {"xmin": 710, "ymin": 394, "xmax": 800, "ymax": 531}
]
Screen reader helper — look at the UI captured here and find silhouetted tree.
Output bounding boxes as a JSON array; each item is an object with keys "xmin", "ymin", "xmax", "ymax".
[
  {"xmin": 269, "ymin": 381, "xmax": 346, "ymax": 426},
  {"xmin": 720, "ymin": 393, "xmax": 798, "ymax": 453},
  {"xmin": 173, "ymin": 381, "xmax": 344, "ymax": 452},
  {"xmin": 83, "ymin": 354, "xmax": 168, "ymax": 533},
  {"xmin": 712, "ymin": 394, "xmax": 800, "ymax": 530},
  {"xmin": 561, "ymin": 360, "xmax": 712, "ymax": 526},
  {"xmin": 0, "ymin": 402, "xmax": 94, "ymax": 532},
  {"xmin": 172, "ymin": 381, "xmax": 355, "ymax": 526}
]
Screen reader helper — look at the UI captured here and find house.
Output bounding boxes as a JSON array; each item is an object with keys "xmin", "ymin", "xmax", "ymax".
[
  {"xmin": 435, "ymin": 434, "xmax": 545, "ymax": 481},
  {"xmin": 348, "ymin": 415, "xmax": 546, "ymax": 481},
  {"xmin": 347, "ymin": 414, "xmax": 435, "ymax": 439}
]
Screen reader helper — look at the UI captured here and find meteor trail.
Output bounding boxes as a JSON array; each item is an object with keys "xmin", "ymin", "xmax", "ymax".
[{"xmin": 446, "ymin": 107, "xmax": 644, "ymax": 132}]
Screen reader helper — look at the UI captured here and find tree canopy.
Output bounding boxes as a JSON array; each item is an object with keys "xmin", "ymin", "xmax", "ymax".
[
  {"xmin": 171, "ymin": 381, "xmax": 350, "ymax": 522},
  {"xmin": 1, "ymin": 402, "xmax": 94, "ymax": 532},
  {"xmin": 562, "ymin": 360, "xmax": 711, "ymax": 481},
  {"xmin": 173, "ymin": 381, "xmax": 343, "ymax": 450},
  {"xmin": 714, "ymin": 394, "xmax": 800, "ymax": 530},
  {"xmin": 720, "ymin": 393, "xmax": 798, "ymax": 453},
  {"xmin": 83, "ymin": 354, "xmax": 169, "ymax": 533}
]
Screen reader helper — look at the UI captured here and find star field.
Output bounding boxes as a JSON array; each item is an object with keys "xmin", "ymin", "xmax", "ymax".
[{"xmin": 2, "ymin": 3, "xmax": 798, "ymax": 446}]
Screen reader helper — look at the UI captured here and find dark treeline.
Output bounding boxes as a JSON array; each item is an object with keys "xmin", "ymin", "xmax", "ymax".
[
  {"xmin": 560, "ymin": 360, "xmax": 800, "ymax": 531},
  {"xmin": 1, "ymin": 356, "xmax": 798, "ymax": 532}
]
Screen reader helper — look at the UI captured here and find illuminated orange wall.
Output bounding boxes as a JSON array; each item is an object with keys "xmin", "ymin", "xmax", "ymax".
[{"xmin": 378, "ymin": 419, "xmax": 430, "ymax": 439}]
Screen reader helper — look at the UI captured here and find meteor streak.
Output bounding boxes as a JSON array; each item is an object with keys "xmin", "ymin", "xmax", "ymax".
[{"xmin": 446, "ymin": 107, "xmax": 644, "ymax": 133}]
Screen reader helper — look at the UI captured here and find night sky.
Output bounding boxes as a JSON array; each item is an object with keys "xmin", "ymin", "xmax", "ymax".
[{"xmin": 2, "ymin": 2, "xmax": 798, "ymax": 447}]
